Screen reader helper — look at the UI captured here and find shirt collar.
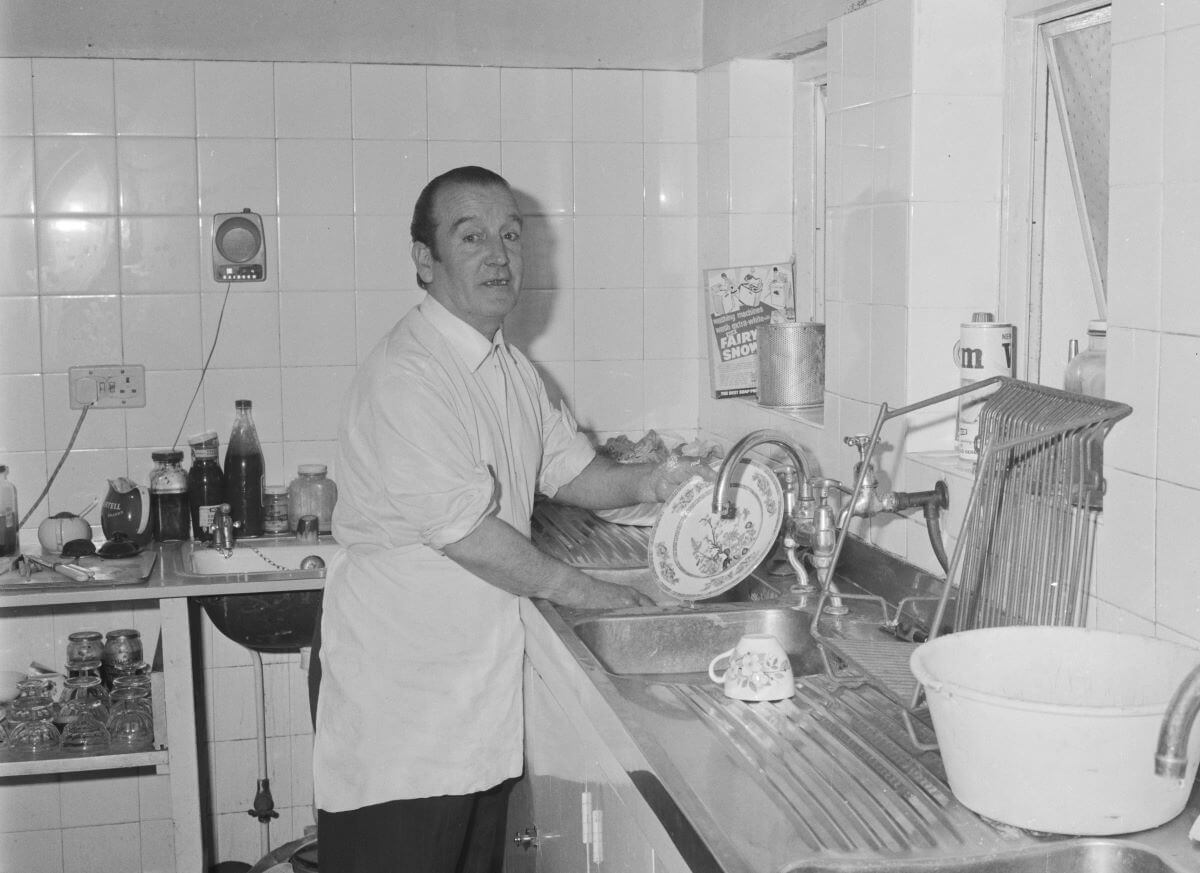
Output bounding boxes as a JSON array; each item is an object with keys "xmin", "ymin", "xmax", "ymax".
[{"xmin": 419, "ymin": 294, "xmax": 508, "ymax": 372}]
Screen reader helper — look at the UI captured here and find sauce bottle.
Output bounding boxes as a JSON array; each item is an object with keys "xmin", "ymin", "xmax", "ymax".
[
  {"xmin": 224, "ymin": 400, "xmax": 266, "ymax": 538},
  {"xmin": 187, "ymin": 432, "xmax": 224, "ymax": 542}
]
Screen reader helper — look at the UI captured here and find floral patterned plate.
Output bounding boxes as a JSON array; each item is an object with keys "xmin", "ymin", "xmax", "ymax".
[{"xmin": 648, "ymin": 459, "xmax": 784, "ymax": 602}]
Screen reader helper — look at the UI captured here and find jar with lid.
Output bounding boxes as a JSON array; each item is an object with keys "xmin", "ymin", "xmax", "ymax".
[
  {"xmin": 287, "ymin": 465, "xmax": 338, "ymax": 534},
  {"xmin": 150, "ymin": 450, "xmax": 190, "ymax": 541},
  {"xmin": 225, "ymin": 401, "xmax": 266, "ymax": 537},
  {"xmin": 0, "ymin": 464, "xmax": 18, "ymax": 558},
  {"xmin": 102, "ymin": 629, "xmax": 143, "ymax": 688},
  {"xmin": 263, "ymin": 485, "xmax": 290, "ymax": 535},
  {"xmin": 1064, "ymin": 319, "xmax": 1107, "ymax": 399},
  {"xmin": 187, "ymin": 431, "xmax": 224, "ymax": 543},
  {"xmin": 66, "ymin": 630, "xmax": 104, "ymax": 664}
]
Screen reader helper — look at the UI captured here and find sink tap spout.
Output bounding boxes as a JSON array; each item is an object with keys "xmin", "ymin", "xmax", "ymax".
[
  {"xmin": 1157, "ymin": 661, "xmax": 1200, "ymax": 780},
  {"xmin": 712, "ymin": 429, "xmax": 814, "ymax": 524}
]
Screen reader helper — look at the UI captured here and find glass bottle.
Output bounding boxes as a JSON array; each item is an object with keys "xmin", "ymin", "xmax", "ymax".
[
  {"xmin": 150, "ymin": 449, "xmax": 191, "ymax": 541},
  {"xmin": 224, "ymin": 400, "xmax": 266, "ymax": 538},
  {"xmin": 287, "ymin": 464, "xmax": 338, "ymax": 534},
  {"xmin": 187, "ymin": 431, "xmax": 224, "ymax": 543},
  {"xmin": 1064, "ymin": 319, "xmax": 1107, "ymax": 399},
  {"xmin": 0, "ymin": 464, "xmax": 18, "ymax": 558}
]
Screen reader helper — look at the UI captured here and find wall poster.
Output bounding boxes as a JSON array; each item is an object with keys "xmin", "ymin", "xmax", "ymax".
[{"xmin": 703, "ymin": 261, "xmax": 796, "ymax": 398}]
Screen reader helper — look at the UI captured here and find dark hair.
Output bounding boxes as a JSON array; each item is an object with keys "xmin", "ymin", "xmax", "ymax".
[{"xmin": 410, "ymin": 166, "xmax": 512, "ymax": 290}]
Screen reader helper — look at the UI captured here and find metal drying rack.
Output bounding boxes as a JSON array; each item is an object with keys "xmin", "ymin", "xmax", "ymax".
[{"xmin": 809, "ymin": 377, "xmax": 1133, "ymax": 747}]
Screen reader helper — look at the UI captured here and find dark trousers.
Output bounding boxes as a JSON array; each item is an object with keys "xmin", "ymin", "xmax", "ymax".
[{"xmin": 308, "ymin": 611, "xmax": 514, "ymax": 873}]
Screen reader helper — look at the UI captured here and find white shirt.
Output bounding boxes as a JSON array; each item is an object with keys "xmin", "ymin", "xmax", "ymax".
[{"xmin": 313, "ymin": 295, "xmax": 594, "ymax": 812}]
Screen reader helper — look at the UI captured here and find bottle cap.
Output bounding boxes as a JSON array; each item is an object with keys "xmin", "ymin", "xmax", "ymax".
[
  {"xmin": 235, "ymin": 399, "xmax": 253, "ymax": 410},
  {"xmin": 264, "ymin": 485, "xmax": 287, "ymax": 495},
  {"xmin": 298, "ymin": 464, "xmax": 328, "ymax": 476},
  {"xmin": 970, "ymin": 312, "xmax": 996, "ymax": 323},
  {"xmin": 151, "ymin": 449, "xmax": 184, "ymax": 463},
  {"xmin": 187, "ymin": 431, "xmax": 219, "ymax": 446},
  {"xmin": 1087, "ymin": 319, "xmax": 1107, "ymax": 335}
]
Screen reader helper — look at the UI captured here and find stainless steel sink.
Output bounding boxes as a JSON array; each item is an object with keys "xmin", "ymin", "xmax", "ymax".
[
  {"xmin": 570, "ymin": 604, "xmax": 890, "ymax": 679},
  {"xmin": 783, "ymin": 840, "xmax": 1189, "ymax": 873}
]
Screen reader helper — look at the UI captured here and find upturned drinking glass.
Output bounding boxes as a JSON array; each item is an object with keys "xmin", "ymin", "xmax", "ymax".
[
  {"xmin": 58, "ymin": 676, "xmax": 109, "ymax": 725},
  {"xmin": 7, "ymin": 696, "xmax": 61, "ymax": 757},
  {"xmin": 59, "ymin": 709, "xmax": 110, "ymax": 754},
  {"xmin": 106, "ymin": 688, "xmax": 154, "ymax": 750}
]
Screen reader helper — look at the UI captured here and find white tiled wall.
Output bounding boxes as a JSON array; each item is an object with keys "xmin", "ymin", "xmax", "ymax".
[{"xmin": 0, "ymin": 56, "xmax": 699, "ymax": 870}]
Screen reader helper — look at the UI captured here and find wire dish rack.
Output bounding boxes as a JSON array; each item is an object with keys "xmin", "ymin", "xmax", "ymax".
[{"xmin": 810, "ymin": 377, "xmax": 1133, "ymax": 747}]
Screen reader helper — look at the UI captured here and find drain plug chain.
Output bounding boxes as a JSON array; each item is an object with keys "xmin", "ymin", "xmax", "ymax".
[{"xmin": 248, "ymin": 547, "xmax": 290, "ymax": 572}]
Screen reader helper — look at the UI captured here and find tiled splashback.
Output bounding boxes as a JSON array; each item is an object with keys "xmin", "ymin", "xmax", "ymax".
[{"xmin": 0, "ymin": 58, "xmax": 702, "ymax": 529}]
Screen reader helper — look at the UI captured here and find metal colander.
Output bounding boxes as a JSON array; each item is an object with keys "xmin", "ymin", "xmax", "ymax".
[{"xmin": 755, "ymin": 322, "xmax": 825, "ymax": 409}]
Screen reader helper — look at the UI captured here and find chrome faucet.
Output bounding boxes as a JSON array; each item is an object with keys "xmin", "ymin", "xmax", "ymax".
[
  {"xmin": 836, "ymin": 434, "xmax": 890, "ymax": 529},
  {"xmin": 1156, "ymin": 661, "xmax": 1200, "ymax": 780},
  {"xmin": 712, "ymin": 429, "xmax": 820, "ymax": 597},
  {"xmin": 211, "ymin": 503, "xmax": 236, "ymax": 554}
]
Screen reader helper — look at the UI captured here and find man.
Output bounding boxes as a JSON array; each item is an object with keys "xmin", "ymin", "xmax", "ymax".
[{"xmin": 312, "ymin": 166, "xmax": 711, "ymax": 873}]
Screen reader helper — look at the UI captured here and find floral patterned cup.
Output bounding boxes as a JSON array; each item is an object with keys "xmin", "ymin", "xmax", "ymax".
[{"xmin": 708, "ymin": 633, "xmax": 795, "ymax": 702}]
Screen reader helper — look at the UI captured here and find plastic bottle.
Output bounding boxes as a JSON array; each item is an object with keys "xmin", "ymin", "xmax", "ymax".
[
  {"xmin": 149, "ymin": 449, "xmax": 190, "ymax": 541},
  {"xmin": 0, "ymin": 464, "xmax": 17, "ymax": 557},
  {"xmin": 287, "ymin": 464, "xmax": 338, "ymax": 534},
  {"xmin": 1064, "ymin": 319, "xmax": 1107, "ymax": 398},
  {"xmin": 223, "ymin": 400, "xmax": 266, "ymax": 538},
  {"xmin": 187, "ymin": 432, "xmax": 224, "ymax": 543}
]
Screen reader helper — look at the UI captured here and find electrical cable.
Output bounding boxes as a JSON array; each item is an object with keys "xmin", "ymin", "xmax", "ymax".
[
  {"xmin": 172, "ymin": 280, "xmax": 233, "ymax": 452},
  {"xmin": 19, "ymin": 402, "xmax": 93, "ymax": 528}
]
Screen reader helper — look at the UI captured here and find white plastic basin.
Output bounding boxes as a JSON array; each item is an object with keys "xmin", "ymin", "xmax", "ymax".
[{"xmin": 910, "ymin": 626, "xmax": 1200, "ymax": 835}]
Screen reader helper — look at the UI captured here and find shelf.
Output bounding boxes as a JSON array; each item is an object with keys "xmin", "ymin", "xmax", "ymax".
[{"xmin": 0, "ymin": 745, "xmax": 168, "ymax": 777}]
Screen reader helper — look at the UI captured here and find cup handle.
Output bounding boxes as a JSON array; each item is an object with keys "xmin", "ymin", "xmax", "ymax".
[{"xmin": 708, "ymin": 648, "xmax": 735, "ymax": 684}]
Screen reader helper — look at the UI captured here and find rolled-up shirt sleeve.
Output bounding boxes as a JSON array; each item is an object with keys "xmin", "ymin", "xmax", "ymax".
[
  {"xmin": 535, "ymin": 386, "xmax": 595, "ymax": 499},
  {"xmin": 371, "ymin": 364, "xmax": 499, "ymax": 551}
]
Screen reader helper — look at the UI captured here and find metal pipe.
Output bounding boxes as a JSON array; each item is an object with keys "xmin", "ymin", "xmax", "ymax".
[{"xmin": 1156, "ymin": 661, "xmax": 1200, "ymax": 780}]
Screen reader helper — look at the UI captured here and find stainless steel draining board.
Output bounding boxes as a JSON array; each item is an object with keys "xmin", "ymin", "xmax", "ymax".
[{"xmin": 531, "ymin": 500, "xmax": 650, "ymax": 570}]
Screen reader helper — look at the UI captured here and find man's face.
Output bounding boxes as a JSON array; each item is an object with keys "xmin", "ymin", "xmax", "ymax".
[{"xmin": 413, "ymin": 181, "xmax": 524, "ymax": 338}]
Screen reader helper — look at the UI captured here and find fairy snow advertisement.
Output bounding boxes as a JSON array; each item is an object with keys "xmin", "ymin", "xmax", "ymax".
[{"xmin": 704, "ymin": 261, "xmax": 795, "ymax": 398}]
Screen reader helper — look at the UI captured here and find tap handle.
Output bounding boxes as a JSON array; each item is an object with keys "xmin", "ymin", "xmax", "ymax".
[
  {"xmin": 808, "ymin": 477, "xmax": 841, "ymax": 502},
  {"xmin": 844, "ymin": 434, "xmax": 873, "ymax": 462}
]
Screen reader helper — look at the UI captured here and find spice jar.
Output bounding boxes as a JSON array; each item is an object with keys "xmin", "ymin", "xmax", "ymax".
[
  {"xmin": 66, "ymin": 630, "xmax": 105, "ymax": 664},
  {"xmin": 150, "ymin": 449, "xmax": 190, "ymax": 541},
  {"xmin": 287, "ymin": 464, "xmax": 338, "ymax": 534},
  {"xmin": 263, "ymin": 485, "xmax": 290, "ymax": 535}
]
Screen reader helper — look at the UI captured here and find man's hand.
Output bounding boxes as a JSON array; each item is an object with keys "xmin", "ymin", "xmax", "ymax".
[
  {"xmin": 571, "ymin": 579, "xmax": 656, "ymax": 610},
  {"xmin": 644, "ymin": 455, "xmax": 717, "ymax": 503}
]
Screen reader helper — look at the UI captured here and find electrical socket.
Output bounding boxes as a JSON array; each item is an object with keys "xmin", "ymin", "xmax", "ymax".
[{"xmin": 68, "ymin": 364, "xmax": 147, "ymax": 409}]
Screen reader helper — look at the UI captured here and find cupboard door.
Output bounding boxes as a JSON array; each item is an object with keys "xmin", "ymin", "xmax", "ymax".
[
  {"xmin": 588, "ymin": 773, "xmax": 653, "ymax": 873},
  {"xmin": 524, "ymin": 660, "xmax": 590, "ymax": 872}
]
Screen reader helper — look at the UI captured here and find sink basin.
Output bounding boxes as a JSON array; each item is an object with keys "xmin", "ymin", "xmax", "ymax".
[
  {"xmin": 571, "ymin": 604, "xmax": 832, "ymax": 679},
  {"xmin": 182, "ymin": 540, "xmax": 340, "ymax": 653},
  {"xmin": 783, "ymin": 840, "xmax": 1188, "ymax": 873}
]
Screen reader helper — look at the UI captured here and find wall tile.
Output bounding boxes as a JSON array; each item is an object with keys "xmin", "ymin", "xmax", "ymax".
[
  {"xmin": 39, "ymin": 295, "xmax": 122, "ymax": 371},
  {"xmin": 643, "ymin": 216, "xmax": 698, "ymax": 288},
  {"xmin": 728, "ymin": 213, "xmax": 792, "ymax": 266},
  {"xmin": 729, "ymin": 138, "xmax": 792, "ymax": 213},
  {"xmin": 117, "ymin": 137, "xmax": 199, "ymax": 215},
  {"xmin": 0, "ymin": 136, "xmax": 34, "ymax": 215},
  {"xmin": 644, "ymin": 287, "xmax": 700, "ymax": 359},
  {"xmin": 37, "ymin": 217, "xmax": 120, "ymax": 296},
  {"xmin": 32, "ymin": 59, "xmax": 114, "ymax": 135},
  {"xmin": 47, "ymin": 448, "xmax": 130, "ymax": 519},
  {"xmin": 1156, "ymin": 332, "xmax": 1200, "ymax": 490},
  {"xmin": 520, "ymin": 216, "xmax": 573, "ymax": 291},
  {"xmin": 911, "ymin": 0, "xmax": 1004, "ymax": 95},
  {"xmin": 910, "ymin": 95, "xmax": 1002, "ymax": 203},
  {"xmin": 427, "ymin": 140, "xmax": 501, "ymax": 177},
  {"xmin": 728, "ymin": 60, "xmax": 793, "ymax": 138},
  {"xmin": 872, "ymin": 97, "xmax": 912, "ymax": 203},
  {"xmin": 353, "ymin": 140, "xmax": 427, "ymax": 216},
  {"xmin": 1164, "ymin": 26, "xmax": 1200, "ymax": 184},
  {"xmin": 506, "ymin": 288, "xmax": 574, "ymax": 362},
  {"xmin": 279, "ymin": 291, "xmax": 356, "ymax": 366},
  {"xmin": 41, "ymin": 374, "xmax": 126, "ymax": 450},
  {"xmin": 126, "ymin": 369, "xmax": 206, "ymax": 449},
  {"xmin": 281, "ymin": 366, "xmax": 356, "ymax": 441},
  {"xmin": 644, "ymin": 71, "xmax": 697, "ymax": 143},
  {"xmin": 427, "ymin": 66, "xmax": 501, "ymax": 142},
  {"xmin": 575, "ymin": 288, "xmax": 643, "ymax": 361},
  {"xmin": 35, "ymin": 137, "xmax": 118, "ymax": 215},
  {"xmin": 838, "ymin": 301, "xmax": 872, "ymax": 400},
  {"xmin": 573, "ymin": 216, "xmax": 642, "ymax": 288},
  {"xmin": 839, "ymin": 6, "xmax": 876, "ymax": 109},
  {"xmin": 1104, "ymin": 326, "xmax": 1160, "ymax": 479},
  {"xmin": 873, "ymin": 0, "xmax": 914, "ymax": 99},
  {"xmin": 644, "ymin": 143, "xmax": 697, "ymax": 217},
  {"xmin": 59, "ymin": 771, "xmax": 141, "ymax": 826},
  {"xmin": 1156, "ymin": 480, "xmax": 1200, "ymax": 638},
  {"xmin": 502, "ymin": 141, "xmax": 573, "ymax": 217},
  {"xmin": 0, "ymin": 777, "xmax": 61, "ymax": 832},
  {"xmin": 1113, "ymin": 0, "xmax": 1165, "ymax": 43},
  {"xmin": 277, "ymin": 139, "xmax": 353, "ymax": 216},
  {"xmin": 871, "ymin": 203, "xmax": 909, "ymax": 305},
  {"xmin": 1161, "ymin": 182, "xmax": 1200, "ymax": 334},
  {"xmin": 198, "ymin": 138, "xmax": 278, "ymax": 216},
  {"xmin": 1094, "ymin": 469, "xmax": 1157, "ymax": 621},
  {"xmin": 275, "ymin": 63, "xmax": 351, "ymax": 139},
  {"xmin": 120, "ymin": 216, "xmax": 202, "ymax": 294},
  {"xmin": 0, "ymin": 829, "xmax": 63, "ymax": 873},
  {"xmin": 869, "ymin": 305, "xmax": 907, "ymax": 405},
  {"xmin": 276, "ymin": 215, "xmax": 355, "ymax": 291},
  {"xmin": 201, "ymin": 290, "xmax": 281, "ymax": 369},
  {"xmin": 0, "ymin": 217, "xmax": 36, "ymax": 296},
  {"xmin": 0, "ymin": 58, "xmax": 33, "ymax": 135},
  {"xmin": 573, "ymin": 70, "xmax": 643, "ymax": 143},
  {"xmin": 573, "ymin": 360, "xmax": 644, "ymax": 433},
  {"xmin": 643, "ymin": 358, "xmax": 700, "ymax": 431},
  {"xmin": 195, "ymin": 62, "xmax": 275, "ymax": 139},
  {"xmin": 1109, "ymin": 36, "xmax": 1165, "ymax": 187},
  {"xmin": 354, "ymin": 216, "xmax": 415, "ymax": 292},
  {"xmin": 122, "ymin": 293, "xmax": 202, "ymax": 369},
  {"xmin": 1166, "ymin": 0, "xmax": 1200, "ymax": 29},
  {"xmin": 908, "ymin": 202, "xmax": 1001, "ymax": 310},
  {"xmin": 0, "ymin": 297, "xmax": 39, "ymax": 374},
  {"xmin": 115, "ymin": 60, "xmax": 196, "ymax": 137},
  {"xmin": 573, "ymin": 142, "xmax": 643, "ymax": 216},
  {"xmin": 140, "ymin": 819, "xmax": 175, "ymax": 872},
  {"xmin": 1107, "ymin": 183, "xmax": 1163, "ymax": 332},
  {"xmin": 501, "ymin": 68, "xmax": 572, "ymax": 142},
  {"xmin": 352, "ymin": 64, "xmax": 428, "ymax": 140}
]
